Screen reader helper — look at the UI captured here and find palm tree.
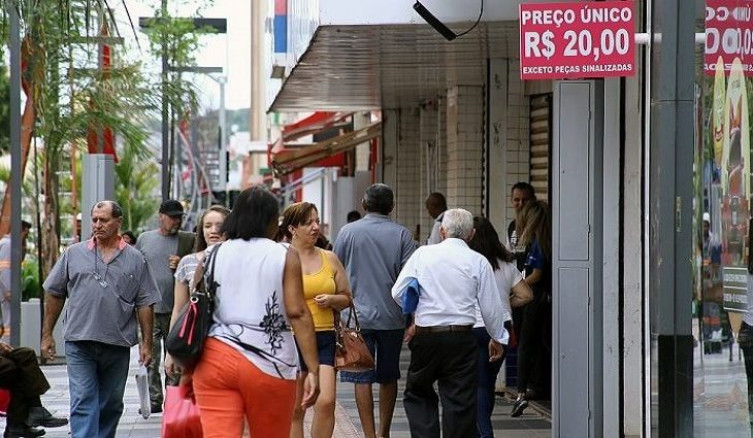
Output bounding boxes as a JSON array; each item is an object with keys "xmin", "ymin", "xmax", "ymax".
[
  {"xmin": 114, "ymin": 141, "xmax": 160, "ymax": 233},
  {"xmin": 2, "ymin": 0, "xmax": 212, "ymax": 276},
  {"xmin": 1, "ymin": 0, "xmax": 159, "ymax": 274}
]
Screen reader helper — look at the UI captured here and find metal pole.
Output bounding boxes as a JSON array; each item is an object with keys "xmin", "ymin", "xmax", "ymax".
[
  {"xmin": 219, "ymin": 77, "xmax": 228, "ymax": 206},
  {"xmin": 161, "ymin": 0, "xmax": 170, "ymax": 202},
  {"xmin": 97, "ymin": 6, "xmax": 105, "ymax": 154},
  {"xmin": 650, "ymin": 1, "xmax": 695, "ymax": 436},
  {"xmin": 9, "ymin": 1, "xmax": 22, "ymax": 347}
]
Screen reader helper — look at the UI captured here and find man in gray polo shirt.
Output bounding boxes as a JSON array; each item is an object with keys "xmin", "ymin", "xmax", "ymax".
[
  {"xmin": 334, "ymin": 183, "xmax": 417, "ymax": 438},
  {"xmin": 135, "ymin": 199, "xmax": 194, "ymax": 412},
  {"xmin": 41, "ymin": 200, "xmax": 160, "ymax": 438}
]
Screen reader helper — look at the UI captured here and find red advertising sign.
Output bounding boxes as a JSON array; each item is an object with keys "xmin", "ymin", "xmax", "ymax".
[
  {"xmin": 705, "ymin": 0, "xmax": 753, "ymax": 76},
  {"xmin": 519, "ymin": 1, "xmax": 635, "ymax": 80}
]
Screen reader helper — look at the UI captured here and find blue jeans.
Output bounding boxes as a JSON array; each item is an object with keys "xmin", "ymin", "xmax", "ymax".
[
  {"xmin": 474, "ymin": 328, "xmax": 504, "ymax": 438},
  {"xmin": 66, "ymin": 341, "xmax": 131, "ymax": 438}
]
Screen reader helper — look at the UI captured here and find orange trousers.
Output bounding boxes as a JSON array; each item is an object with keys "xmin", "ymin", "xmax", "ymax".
[{"xmin": 193, "ymin": 338, "xmax": 297, "ymax": 437}]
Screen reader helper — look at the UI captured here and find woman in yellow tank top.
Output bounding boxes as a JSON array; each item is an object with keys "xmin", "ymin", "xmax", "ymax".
[{"xmin": 280, "ymin": 202, "xmax": 352, "ymax": 438}]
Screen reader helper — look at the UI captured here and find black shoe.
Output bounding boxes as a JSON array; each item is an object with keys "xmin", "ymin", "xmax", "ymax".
[
  {"xmin": 510, "ymin": 399, "xmax": 528, "ymax": 417},
  {"xmin": 28, "ymin": 407, "xmax": 68, "ymax": 428},
  {"xmin": 3, "ymin": 425, "xmax": 46, "ymax": 438},
  {"xmin": 138, "ymin": 404, "xmax": 162, "ymax": 416}
]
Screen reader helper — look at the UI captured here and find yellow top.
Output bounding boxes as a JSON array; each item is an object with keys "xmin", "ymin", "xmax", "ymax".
[{"xmin": 302, "ymin": 249, "xmax": 337, "ymax": 331}]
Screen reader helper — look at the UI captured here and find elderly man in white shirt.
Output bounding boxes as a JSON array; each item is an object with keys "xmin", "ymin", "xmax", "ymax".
[{"xmin": 392, "ymin": 208, "xmax": 508, "ymax": 438}]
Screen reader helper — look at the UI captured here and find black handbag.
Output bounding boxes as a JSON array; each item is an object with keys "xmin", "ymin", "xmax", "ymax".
[{"xmin": 165, "ymin": 243, "xmax": 222, "ymax": 370}]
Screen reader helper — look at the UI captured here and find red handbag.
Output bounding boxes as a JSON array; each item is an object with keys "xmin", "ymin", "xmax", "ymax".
[{"xmin": 161, "ymin": 385, "xmax": 203, "ymax": 438}]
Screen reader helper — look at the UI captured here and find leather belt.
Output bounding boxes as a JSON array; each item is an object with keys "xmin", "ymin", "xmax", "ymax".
[{"xmin": 415, "ymin": 325, "xmax": 473, "ymax": 334}]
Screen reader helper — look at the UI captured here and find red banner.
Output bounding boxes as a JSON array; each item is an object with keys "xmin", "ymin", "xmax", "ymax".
[
  {"xmin": 705, "ymin": 0, "xmax": 753, "ymax": 76},
  {"xmin": 519, "ymin": 1, "xmax": 635, "ymax": 80}
]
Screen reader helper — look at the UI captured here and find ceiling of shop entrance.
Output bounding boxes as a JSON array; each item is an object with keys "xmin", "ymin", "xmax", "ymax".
[{"xmin": 269, "ymin": 22, "xmax": 520, "ymax": 112}]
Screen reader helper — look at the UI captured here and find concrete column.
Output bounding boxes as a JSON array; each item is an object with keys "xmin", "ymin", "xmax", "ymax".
[
  {"xmin": 419, "ymin": 101, "xmax": 439, "ymax": 240},
  {"xmin": 394, "ymin": 107, "xmax": 421, "ymax": 234},
  {"xmin": 437, "ymin": 96, "xmax": 448, "ymax": 196},
  {"xmin": 487, "ymin": 59, "xmax": 508, "ymax": 235},
  {"xmin": 81, "ymin": 154, "xmax": 115, "ymax": 240},
  {"xmin": 446, "ymin": 85, "xmax": 484, "ymax": 213},
  {"xmin": 504, "ymin": 60, "xmax": 531, "ymax": 228},
  {"xmin": 623, "ymin": 50, "xmax": 644, "ymax": 438},
  {"xmin": 381, "ymin": 109, "xmax": 399, "ymax": 188},
  {"xmin": 354, "ymin": 112, "xmax": 371, "ymax": 172}
]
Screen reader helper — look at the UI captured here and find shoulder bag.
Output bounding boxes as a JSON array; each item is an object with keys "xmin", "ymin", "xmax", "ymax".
[
  {"xmin": 334, "ymin": 305, "xmax": 375, "ymax": 372},
  {"xmin": 166, "ymin": 243, "xmax": 222, "ymax": 370}
]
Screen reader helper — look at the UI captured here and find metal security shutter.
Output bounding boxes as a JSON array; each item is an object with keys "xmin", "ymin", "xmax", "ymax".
[{"xmin": 530, "ymin": 94, "xmax": 552, "ymax": 202}]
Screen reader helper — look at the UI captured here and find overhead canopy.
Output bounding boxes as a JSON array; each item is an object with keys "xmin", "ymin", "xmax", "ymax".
[
  {"xmin": 268, "ymin": 22, "xmax": 519, "ymax": 112},
  {"xmin": 271, "ymin": 121, "xmax": 381, "ymax": 176}
]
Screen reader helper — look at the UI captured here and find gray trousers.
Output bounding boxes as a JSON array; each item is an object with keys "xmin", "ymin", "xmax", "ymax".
[{"xmin": 149, "ymin": 313, "xmax": 178, "ymax": 405}]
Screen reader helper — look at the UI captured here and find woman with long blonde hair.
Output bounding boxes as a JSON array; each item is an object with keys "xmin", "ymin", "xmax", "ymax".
[{"xmin": 511, "ymin": 200, "xmax": 552, "ymax": 417}]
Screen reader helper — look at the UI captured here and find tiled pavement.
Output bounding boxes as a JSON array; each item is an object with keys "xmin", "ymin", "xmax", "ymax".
[{"xmin": 6, "ymin": 345, "xmax": 551, "ymax": 437}]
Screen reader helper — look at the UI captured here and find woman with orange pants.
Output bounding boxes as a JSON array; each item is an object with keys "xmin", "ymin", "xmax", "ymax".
[{"xmin": 192, "ymin": 187, "xmax": 320, "ymax": 438}]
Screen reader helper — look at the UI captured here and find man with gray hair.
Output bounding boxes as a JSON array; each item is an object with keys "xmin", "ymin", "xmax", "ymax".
[
  {"xmin": 392, "ymin": 208, "xmax": 508, "ymax": 438},
  {"xmin": 41, "ymin": 200, "xmax": 160, "ymax": 438},
  {"xmin": 334, "ymin": 183, "xmax": 417, "ymax": 438}
]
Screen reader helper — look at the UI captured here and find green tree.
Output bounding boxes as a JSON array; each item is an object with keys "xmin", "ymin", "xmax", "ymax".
[
  {"xmin": 0, "ymin": 66, "xmax": 9, "ymax": 154},
  {"xmin": 1, "ymin": 1, "xmax": 159, "ymax": 275}
]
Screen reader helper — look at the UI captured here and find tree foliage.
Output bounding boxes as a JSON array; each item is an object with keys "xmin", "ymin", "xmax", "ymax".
[
  {"xmin": 1, "ymin": 0, "xmax": 160, "ymax": 275},
  {"xmin": 114, "ymin": 141, "xmax": 160, "ymax": 233},
  {"xmin": 1, "ymin": 0, "xmax": 214, "ymax": 277}
]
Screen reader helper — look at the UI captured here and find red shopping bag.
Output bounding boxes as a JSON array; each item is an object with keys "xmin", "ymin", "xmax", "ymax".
[
  {"xmin": 161, "ymin": 385, "xmax": 203, "ymax": 438},
  {"xmin": 0, "ymin": 389, "xmax": 10, "ymax": 415}
]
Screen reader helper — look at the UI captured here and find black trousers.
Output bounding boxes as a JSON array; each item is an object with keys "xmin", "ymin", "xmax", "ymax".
[
  {"xmin": 516, "ymin": 294, "xmax": 551, "ymax": 398},
  {"xmin": 404, "ymin": 331, "xmax": 478, "ymax": 438},
  {"xmin": 740, "ymin": 322, "xmax": 753, "ymax": 425},
  {"xmin": 0, "ymin": 347, "xmax": 51, "ymax": 426}
]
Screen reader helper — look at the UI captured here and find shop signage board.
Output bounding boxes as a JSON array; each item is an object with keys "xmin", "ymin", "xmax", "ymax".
[
  {"xmin": 705, "ymin": 0, "xmax": 753, "ymax": 77},
  {"xmin": 518, "ymin": 1, "xmax": 635, "ymax": 80}
]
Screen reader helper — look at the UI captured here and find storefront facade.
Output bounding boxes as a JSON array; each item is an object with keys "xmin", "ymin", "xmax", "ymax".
[{"xmin": 266, "ymin": 1, "xmax": 753, "ymax": 436}]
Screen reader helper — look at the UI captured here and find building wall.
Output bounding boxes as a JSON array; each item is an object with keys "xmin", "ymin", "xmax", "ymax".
[{"xmin": 381, "ymin": 66, "xmax": 537, "ymax": 244}]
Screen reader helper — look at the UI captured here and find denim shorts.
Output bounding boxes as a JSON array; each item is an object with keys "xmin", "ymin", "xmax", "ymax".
[
  {"xmin": 296, "ymin": 330, "xmax": 336, "ymax": 372},
  {"xmin": 340, "ymin": 329, "xmax": 404, "ymax": 384}
]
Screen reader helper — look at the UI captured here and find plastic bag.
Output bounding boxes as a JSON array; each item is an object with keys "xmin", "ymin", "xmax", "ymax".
[
  {"xmin": 134, "ymin": 365, "xmax": 150, "ymax": 419},
  {"xmin": 162, "ymin": 385, "xmax": 203, "ymax": 438}
]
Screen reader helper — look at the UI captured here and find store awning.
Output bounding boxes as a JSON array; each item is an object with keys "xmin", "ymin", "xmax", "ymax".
[
  {"xmin": 271, "ymin": 121, "xmax": 382, "ymax": 176},
  {"xmin": 282, "ymin": 111, "xmax": 353, "ymax": 141}
]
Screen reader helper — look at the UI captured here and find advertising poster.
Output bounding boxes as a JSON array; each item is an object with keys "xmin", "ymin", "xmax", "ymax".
[
  {"xmin": 705, "ymin": 0, "xmax": 753, "ymax": 76},
  {"xmin": 721, "ymin": 58, "xmax": 751, "ymax": 311},
  {"xmin": 714, "ymin": 58, "xmax": 726, "ymax": 166}
]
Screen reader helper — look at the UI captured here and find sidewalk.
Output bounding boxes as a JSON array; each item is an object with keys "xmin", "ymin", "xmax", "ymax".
[{"xmin": 7, "ymin": 345, "xmax": 550, "ymax": 438}]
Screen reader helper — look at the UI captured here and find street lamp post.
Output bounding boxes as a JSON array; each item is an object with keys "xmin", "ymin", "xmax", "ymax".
[
  {"xmin": 206, "ymin": 74, "xmax": 228, "ymax": 206},
  {"xmin": 169, "ymin": 67, "xmax": 227, "ymax": 206},
  {"xmin": 138, "ymin": 14, "xmax": 227, "ymax": 202}
]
